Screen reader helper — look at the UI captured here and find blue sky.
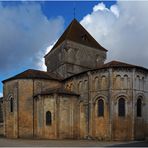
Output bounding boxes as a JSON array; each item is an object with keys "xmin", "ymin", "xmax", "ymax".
[
  {"xmin": 0, "ymin": 1, "xmax": 116, "ymax": 95},
  {"xmin": 41, "ymin": 1, "xmax": 116, "ymax": 24},
  {"xmin": 0, "ymin": 1, "xmax": 148, "ymax": 96}
]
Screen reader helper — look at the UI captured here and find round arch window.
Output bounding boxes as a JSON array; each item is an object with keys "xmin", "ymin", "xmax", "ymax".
[{"xmin": 118, "ymin": 98, "xmax": 125, "ymax": 117}]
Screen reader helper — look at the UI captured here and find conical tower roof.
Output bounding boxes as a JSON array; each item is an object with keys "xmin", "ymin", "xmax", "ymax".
[{"xmin": 50, "ymin": 19, "xmax": 107, "ymax": 52}]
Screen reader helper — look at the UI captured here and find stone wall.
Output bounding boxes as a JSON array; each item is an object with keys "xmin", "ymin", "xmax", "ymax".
[
  {"xmin": 64, "ymin": 73, "xmax": 89, "ymax": 139},
  {"xmin": 0, "ymin": 100, "xmax": 3, "ymax": 136},
  {"xmin": 133, "ymin": 70, "xmax": 148, "ymax": 140},
  {"xmin": 35, "ymin": 94, "xmax": 79, "ymax": 139},
  {"xmin": 3, "ymin": 67, "xmax": 148, "ymax": 140},
  {"xmin": 90, "ymin": 69, "xmax": 110, "ymax": 140},
  {"xmin": 64, "ymin": 67, "xmax": 148, "ymax": 140},
  {"xmin": 45, "ymin": 40, "xmax": 106, "ymax": 78},
  {"xmin": 0, "ymin": 123, "xmax": 3, "ymax": 136},
  {"xmin": 3, "ymin": 80, "xmax": 18, "ymax": 138},
  {"xmin": 3, "ymin": 78, "xmax": 61, "ymax": 138}
]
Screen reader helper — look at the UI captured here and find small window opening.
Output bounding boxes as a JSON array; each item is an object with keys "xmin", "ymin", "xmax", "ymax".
[
  {"xmin": 46, "ymin": 111, "xmax": 52, "ymax": 125},
  {"xmin": 137, "ymin": 98, "xmax": 142, "ymax": 117},
  {"xmin": 118, "ymin": 98, "xmax": 125, "ymax": 117},
  {"xmin": 98, "ymin": 99, "xmax": 104, "ymax": 117},
  {"xmin": 81, "ymin": 34, "xmax": 88, "ymax": 41},
  {"xmin": 10, "ymin": 98, "xmax": 14, "ymax": 112}
]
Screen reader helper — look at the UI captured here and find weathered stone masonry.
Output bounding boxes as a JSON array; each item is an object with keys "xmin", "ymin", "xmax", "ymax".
[{"xmin": 1, "ymin": 19, "xmax": 148, "ymax": 140}]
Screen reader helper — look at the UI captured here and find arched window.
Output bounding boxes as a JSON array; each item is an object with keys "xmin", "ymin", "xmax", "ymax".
[
  {"xmin": 84, "ymin": 80, "xmax": 88, "ymax": 91},
  {"xmin": 123, "ymin": 75, "xmax": 128, "ymax": 89},
  {"xmin": 10, "ymin": 98, "xmax": 14, "ymax": 112},
  {"xmin": 78, "ymin": 81, "xmax": 82, "ymax": 93},
  {"xmin": 136, "ymin": 75, "xmax": 140, "ymax": 90},
  {"xmin": 46, "ymin": 111, "xmax": 52, "ymax": 125},
  {"xmin": 66, "ymin": 84, "xmax": 69, "ymax": 89},
  {"xmin": 98, "ymin": 99, "xmax": 104, "ymax": 117},
  {"xmin": 70, "ymin": 83, "xmax": 74, "ymax": 91},
  {"xmin": 115, "ymin": 75, "xmax": 121, "ymax": 89},
  {"xmin": 101, "ymin": 76, "xmax": 107, "ymax": 90},
  {"xmin": 94, "ymin": 77, "xmax": 99, "ymax": 90},
  {"xmin": 118, "ymin": 98, "xmax": 125, "ymax": 117},
  {"xmin": 141, "ymin": 77, "xmax": 144, "ymax": 90},
  {"xmin": 137, "ymin": 98, "xmax": 142, "ymax": 117}
]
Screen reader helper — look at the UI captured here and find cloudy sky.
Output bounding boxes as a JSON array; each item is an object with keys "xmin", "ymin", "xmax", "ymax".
[{"xmin": 0, "ymin": 1, "xmax": 148, "ymax": 96}]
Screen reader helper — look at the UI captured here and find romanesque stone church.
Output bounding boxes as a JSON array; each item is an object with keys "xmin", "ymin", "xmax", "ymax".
[{"xmin": 1, "ymin": 19, "xmax": 148, "ymax": 140}]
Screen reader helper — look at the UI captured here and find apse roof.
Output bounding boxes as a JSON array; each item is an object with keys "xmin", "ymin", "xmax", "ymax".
[
  {"xmin": 63, "ymin": 60, "xmax": 148, "ymax": 80},
  {"xmin": 3, "ymin": 61, "xmax": 147, "ymax": 83},
  {"xmin": 2, "ymin": 69, "xmax": 63, "ymax": 83},
  {"xmin": 34, "ymin": 87, "xmax": 80, "ymax": 97},
  {"xmin": 99, "ymin": 60, "xmax": 148, "ymax": 70}
]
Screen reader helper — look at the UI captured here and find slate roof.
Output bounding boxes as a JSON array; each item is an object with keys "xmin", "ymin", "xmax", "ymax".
[
  {"xmin": 34, "ymin": 87, "xmax": 79, "ymax": 97},
  {"xmin": 2, "ymin": 69, "xmax": 63, "ymax": 83},
  {"xmin": 46, "ymin": 19, "xmax": 107, "ymax": 56}
]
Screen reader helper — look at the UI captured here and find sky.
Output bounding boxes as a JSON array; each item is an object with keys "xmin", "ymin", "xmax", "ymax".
[{"xmin": 0, "ymin": 1, "xmax": 148, "ymax": 97}]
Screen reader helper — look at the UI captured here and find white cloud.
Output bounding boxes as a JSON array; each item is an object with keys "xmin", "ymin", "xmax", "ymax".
[
  {"xmin": 81, "ymin": 1, "xmax": 148, "ymax": 68},
  {"xmin": 37, "ymin": 41, "xmax": 56, "ymax": 71},
  {"xmin": 0, "ymin": 92, "xmax": 2, "ymax": 97},
  {"xmin": 110, "ymin": 5, "xmax": 119, "ymax": 17},
  {"xmin": 0, "ymin": 2, "xmax": 64, "ymax": 73},
  {"xmin": 93, "ymin": 2, "xmax": 107, "ymax": 12}
]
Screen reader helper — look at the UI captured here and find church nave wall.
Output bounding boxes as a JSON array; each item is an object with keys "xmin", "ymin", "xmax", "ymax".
[{"xmin": 35, "ymin": 94, "xmax": 79, "ymax": 139}]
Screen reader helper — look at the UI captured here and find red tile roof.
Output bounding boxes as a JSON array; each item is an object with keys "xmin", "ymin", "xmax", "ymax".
[
  {"xmin": 63, "ymin": 60, "xmax": 148, "ymax": 81},
  {"xmin": 3, "ymin": 61, "xmax": 147, "ymax": 83},
  {"xmin": 99, "ymin": 60, "xmax": 148, "ymax": 70},
  {"xmin": 45, "ymin": 19, "xmax": 107, "ymax": 57},
  {"xmin": 2, "ymin": 69, "xmax": 63, "ymax": 83},
  {"xmin": 34, "ymin": 87, "xmax": 79, "ymax": 97}
]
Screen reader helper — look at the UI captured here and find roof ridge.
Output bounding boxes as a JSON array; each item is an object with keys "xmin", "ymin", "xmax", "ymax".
[
  {"xmin": 2, "ymin": 69, "xmax": 62, "ymax": 83},
  {"xmin": 104, "ymin": 60, "xmax": 136, "ymax": 66},
  {"xmin": 34, "ymin": 86, "xmax": 80, "ymax": 97},
  {"xmin": 27, "ymin": 69, "xmax": 46, "ymax": 72},
  {"xmin": 63, "ymin": 60, "xmax": 148, "ymax": 81},
  {"xmin": 66, "ymin": 19, "xmax": 76, "ymax": 40}
]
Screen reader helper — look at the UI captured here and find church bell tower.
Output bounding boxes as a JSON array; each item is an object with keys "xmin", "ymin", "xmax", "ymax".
[{"xmin": 45, "ymin": 19, "xmax": 107, "ymax": 78}]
